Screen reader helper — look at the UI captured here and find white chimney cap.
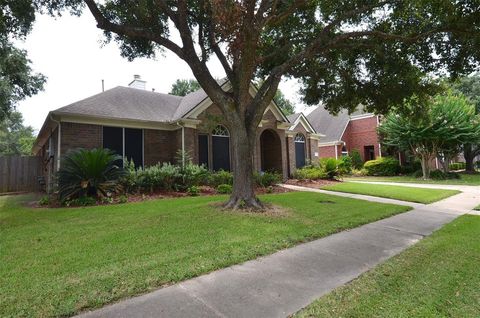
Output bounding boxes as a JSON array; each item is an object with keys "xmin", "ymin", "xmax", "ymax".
[{"xmin": 128, "ymin": 75, "xmax": 146, "ymax": 90}]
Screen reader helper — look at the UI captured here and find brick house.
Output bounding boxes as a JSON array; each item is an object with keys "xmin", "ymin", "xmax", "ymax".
[
  {"xmin": 307, "ymin": 106, "xmax": 382, "ymax": 161},
  {"xmin": 33, "ymin": 77, "xmax": 322, "ymax": 190}
]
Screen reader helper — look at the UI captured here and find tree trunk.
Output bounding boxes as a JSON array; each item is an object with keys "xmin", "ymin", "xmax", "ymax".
[
  {"xmin": 223, "ymin": 123, "xmax": 263, "ymax": 210},
  {"xmin": 464, "ymin": 144, "xmax": 476, "ymax": 173},
  {"xmin": 420, "ymin": 154, "xmax": 431, "ymax": 179}
]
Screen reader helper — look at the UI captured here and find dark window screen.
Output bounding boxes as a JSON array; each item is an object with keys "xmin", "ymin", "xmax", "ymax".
[
  {"xmin": 295, "ymin": 142, "xmax": 306, "ymax": 168},
  {"xmin": 212, "ymin": 136, "xmax": 230, "ymax": 171},
  {"xmin": 198, "ymin": 134, "xmax": 209, "ymax": 168},
  {"xmin": 125, "ymin": 128, "xmax": 143, "ymax": 168},
  {"xmin": 103, "ymin": 126, "xmax": 123, "ymax": 156}
]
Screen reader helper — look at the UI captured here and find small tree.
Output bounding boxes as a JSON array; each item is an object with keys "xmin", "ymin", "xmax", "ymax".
[
  {"xmin": 379, "ymin": 94, "xmax": 480, "ymax": 179},
  {"xmin": 451, "ymin": 74, "xmax": 480, "ymax": 172},
  {"xmin": 433, "ymin": 94, "xmax": 480, "ymax": 173}
]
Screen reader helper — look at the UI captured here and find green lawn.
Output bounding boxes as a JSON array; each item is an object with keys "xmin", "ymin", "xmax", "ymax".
[
  {"xmin": 347, "ymin": 172, "xmax": 480, "ymax": 185},
  {"xmin": 0, "ymin": 192, "xmax": 410, "ymax": 317},
  {"xmin": 296, "ymin": 215, "xmax": 480, "ymax": 317},
  {"xmin": 323, "ymin": 182, "xmax": 460, "ymax": 204}
]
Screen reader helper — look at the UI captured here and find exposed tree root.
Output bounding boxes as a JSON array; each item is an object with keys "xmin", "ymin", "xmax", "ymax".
[{"xmin": 223, "ymin": 195, "xmax": 265, "ymax": 211}]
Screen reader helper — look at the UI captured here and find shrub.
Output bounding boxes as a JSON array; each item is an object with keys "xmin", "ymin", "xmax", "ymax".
[
  {"xmin": 139, "ymin": 163, "xmax": 181, "ymax": 192},
  {"xmin": 430, "ymin": 169, "xmax": 446, "ymax": 180},
  {"xmin": 293, "ymin": 166, "xmax": 326, "ymax": 180},
  {"xmin": 64, "ymin": 196, "xmax": 96, "ymax": 207},
  {"xmin": 449, "ymin": 162, "xmax": 466, "ymax": 171},
  {"xmin": 254, "ymin": 171, "xmax": 282, "ymax": 187},
  {"xmin": 38, "ymin": 195, "xmax": 50, "ymax": 206},
  {"xmin": 179, "ymin": 163, "xmax": 209, "ymax": 190},
  {"xmin": 413, "ymin": 169, "xmax": 424, "ymax": 178},
  {"xmin": 208, "ymin": 170, "xmax": 233, "ymax": 187},
  {"xmin": 120, "ymin": 159, "xmax": 140, "ymax": 193},
  {"xmin": 350, "ymin": 149, "xmax": 363, "ymax": 169},
  {"xmin": 118, "ymin": 195, "xmax": 128, "ymax": 203},
  {"xmin": 187, "ymin": 185, "xmax": 200, "ymax": 196},
  {"xmin": 320, "ymin": 157, "xmax": 341, "ymax": 179},
  {"xmin": 339, "ymin": 156, "xmax": 353, "ymax": 175},
  {"xmin": 400, "ymin": 160, "xmax": 422, "ymax": 174},
  {"xmin": 363, "ymin": 157, "xmax": 400, "ymax": 176},
  {"xmin": 351, "ymin": 168, "xmax": 367, "ymax": 177},
  {"xmin": 216, "ymin": 184, "xmax": 232, "ymax": 194},
  {"xmin": 57, "ymin": 148, "xmax": 125, "ymax": 201}
]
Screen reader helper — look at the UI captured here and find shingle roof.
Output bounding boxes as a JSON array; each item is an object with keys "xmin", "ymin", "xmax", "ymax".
[
  {"xmin": 286, "ymin": 113, "xmax": 301, "ymax": 123},
  {"xmin": 307, "ymin": 106, "xmax": 369, "ymax": 143},
  {"xmin": 53, "ymin": 86, "xmax": 184, "ymax": 122}
]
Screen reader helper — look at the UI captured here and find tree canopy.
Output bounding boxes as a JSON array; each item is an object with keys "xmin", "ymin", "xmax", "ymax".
[
  {"xmin": 169, "ymin": 79, "xmax": 201, "ymax": 96},
  {"xmin": 10, "ymin": 0, "xmax": 480, "ymax": 208},
  {"xmin": 0, "ymin": 111, "xmax": 36, "ymax": 155},
  {"xmin": 379, "ymin": 93, "xmax": 480, "ymax": 179},
  {"xmin": 448, "ymin": 74, "xmax": 480, "ymax": 171},
  {"xmin": 0, "ymin": 1, "xmax": 52, "ymax": 120}
]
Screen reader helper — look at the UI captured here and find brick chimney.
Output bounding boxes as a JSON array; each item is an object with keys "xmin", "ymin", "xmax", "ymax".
[{"xmin": 128, "ymin": 74, "xmax": 146, "ymax": 90}]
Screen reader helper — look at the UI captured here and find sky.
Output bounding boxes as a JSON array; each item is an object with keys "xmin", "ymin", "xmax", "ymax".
[{"xmin": 16, "ymin": 13, "xmax": 309, "ymax": 132}]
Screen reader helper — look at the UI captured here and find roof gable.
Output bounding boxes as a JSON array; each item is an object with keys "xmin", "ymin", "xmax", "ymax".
[
  {"xmin": 287, "ymin": 112, "xmax": 316, "ymax": 133},
  {"xmin": 307, "ymin": 106, "xmax": 371, "ymax": 143}
]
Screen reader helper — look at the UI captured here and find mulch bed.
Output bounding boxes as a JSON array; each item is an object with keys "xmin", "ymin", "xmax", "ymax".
[
  {"xmin": 285, "ymin": 178, "xmax": 342, "ymax": 189},
  {"xmin": 31, "ymin": 185, "xmax": 292, "ymax": 208}
]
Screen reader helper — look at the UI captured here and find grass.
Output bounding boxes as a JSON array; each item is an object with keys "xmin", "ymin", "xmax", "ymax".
[
  {"xmin": 322, "ymin": 182, "xmax": 460, "ymax": 204},
  {"xmin": 347, "ymin": 172, "xmax": 480, "ymax": 185},
  {"xmin": 0, "ymin": 192, "xmax": 410, "ymax": 317},
  {"xmin": 296, "ymin": 215, "xmax": 480, "ymax": 317}
]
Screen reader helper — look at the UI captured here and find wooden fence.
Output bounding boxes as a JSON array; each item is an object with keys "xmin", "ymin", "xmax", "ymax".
[{"xmin": 0, "ymin": 156, "xmax": 43, "ymax": 193}]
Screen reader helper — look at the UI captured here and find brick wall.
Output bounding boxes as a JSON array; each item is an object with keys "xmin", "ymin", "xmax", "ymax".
[
  {"xmin": 144, "ymin": 129, "xmax": 176, "ymax": 166},
  {"xmin": 60, "ymin": 122, "xmax": 102, "ymax": 156},
  {"xmin": 319, "ymin": 144, "xmax": 342, "ymax": 159},
  {"xmin": 342, "ymin": 116, "xmax": 380, "ymax": 161}
]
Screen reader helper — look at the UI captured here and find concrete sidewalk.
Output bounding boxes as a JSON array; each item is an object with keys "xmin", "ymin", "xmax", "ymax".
[{"xmin": 77, "ymin": 188, "xmax": 474, "ymax": 318}]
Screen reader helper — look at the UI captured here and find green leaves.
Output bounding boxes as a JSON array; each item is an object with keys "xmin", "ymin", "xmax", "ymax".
[
  {"xmin": 57, "ymin": 148, "xmax": 125, "ymax": 201},
  {"xmin": 0, "ymin": 111, "xmax": 35, "ymax": 155},
  {"xmin": 379, "ymin": 92, "xmax": 480, "ymax": 158}
]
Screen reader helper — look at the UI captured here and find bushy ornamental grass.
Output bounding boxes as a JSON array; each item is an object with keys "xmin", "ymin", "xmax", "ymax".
[{"xmin": 57, "ymin": 148, "xmax": 125, "ymax": 201}]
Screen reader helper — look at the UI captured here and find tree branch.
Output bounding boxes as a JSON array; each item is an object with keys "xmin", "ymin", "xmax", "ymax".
[{"xmin": 83, "ymin": 0, "xmax": 185, "ymax": 58}]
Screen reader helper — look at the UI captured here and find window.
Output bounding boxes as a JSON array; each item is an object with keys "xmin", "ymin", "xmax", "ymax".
[
  {"xmin": 341, "ymin": 145, "xmax": 348, "ymax": 157},
  {"xmin": 294, "ymin": 133, "xmax": 305, "ymax": 143},
  {"xmin": 295, "ymin": 133, "xmax": 306, "ymax": 168},
  {"xmin": 212, "ymin": 125, "xmax": 230, "ymax": 171},
  {"xmin": 198, "ymin": 134, "xmax": 209, "ymax": 168},
  {"xmin": 212, "ymin": 125, "xmax": 230, "ymax": 137},
  {"xmin": 103, "ymin": 126, "xmax": 143, "ymax": 168},
  {"xmin": 125, "ymin": 128, "xmax": 143, "ymax": 168}
]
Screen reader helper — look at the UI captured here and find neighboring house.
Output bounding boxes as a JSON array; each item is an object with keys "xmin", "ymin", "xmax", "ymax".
[
  {"xmin": 33, "ymin": 76, "xmax": 322, "ymax": 191},
  {"xmin": 307, "ymin": 106, "xmax": 381, "ymax": 161}
]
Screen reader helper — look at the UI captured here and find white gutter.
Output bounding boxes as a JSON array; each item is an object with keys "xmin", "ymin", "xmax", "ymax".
[
  {"xmin": 49, "ymin": 114, "xmax": 61, "ymax": 171},
  {"xmin": 376, "ymin": 115, "xmax": 382, "ymax": 158},
  {"xmin": 177, "ymin": 122, "xmax": 185, "ymax": 168}
]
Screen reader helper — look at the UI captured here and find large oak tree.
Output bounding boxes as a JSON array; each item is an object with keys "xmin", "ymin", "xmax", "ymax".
[{"xmin": 30, "ymin": 0, "xmax": 480, "ymax": 208}]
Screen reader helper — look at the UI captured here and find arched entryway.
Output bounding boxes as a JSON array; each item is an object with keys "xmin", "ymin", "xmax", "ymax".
[{"xmin": 260, "ymin": 129, "xmax": 283, "ymax": 172}]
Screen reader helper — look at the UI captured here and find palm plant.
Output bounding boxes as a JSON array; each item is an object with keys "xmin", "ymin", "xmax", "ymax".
[{"xmin": 57, "ymin": 148, "xmax": 125, "ymax": 201}]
